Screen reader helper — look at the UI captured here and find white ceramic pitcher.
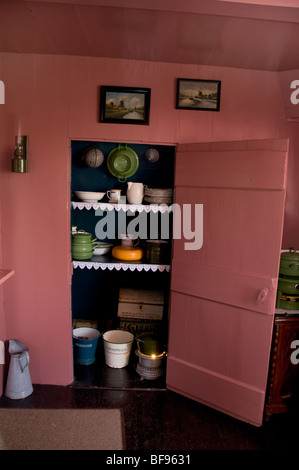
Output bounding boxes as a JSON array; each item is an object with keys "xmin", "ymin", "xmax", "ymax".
[{"xmin": 127, "ymin": 182, "xmax": 144, "ymax": 204}]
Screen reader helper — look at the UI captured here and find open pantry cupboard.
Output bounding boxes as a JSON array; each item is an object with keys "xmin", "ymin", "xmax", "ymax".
[
  {"xmin": 71, "ymin": 140, "xmax": 176, "ymax": 390},
  {"xmin": 71, "ymin": 137, "xmax": 288, "ymax": 426}
]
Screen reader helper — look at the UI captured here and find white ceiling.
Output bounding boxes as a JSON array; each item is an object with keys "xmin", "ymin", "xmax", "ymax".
[{"xmin": 1, "ymin": 0, "xmax": 299, "ymax": 71}]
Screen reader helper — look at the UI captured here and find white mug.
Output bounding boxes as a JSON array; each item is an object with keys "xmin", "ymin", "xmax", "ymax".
[{"xmin": 107, "ymin": 189, "xmax": 121, "ymax": 202}]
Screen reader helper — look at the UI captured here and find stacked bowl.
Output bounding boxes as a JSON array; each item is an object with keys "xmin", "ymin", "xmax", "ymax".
[
  {"xmin": 144, "ymin": 188, "xmax": 173, "ymax": 205},
  {"xmin": 72, "ymin": 231, "xmax": 96, "ymax": 260}
]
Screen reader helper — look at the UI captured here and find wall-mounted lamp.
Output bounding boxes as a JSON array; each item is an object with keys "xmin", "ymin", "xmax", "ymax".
[{"xmin": 12, "ymin": 135, "xmax": 28, "ymax": 173}]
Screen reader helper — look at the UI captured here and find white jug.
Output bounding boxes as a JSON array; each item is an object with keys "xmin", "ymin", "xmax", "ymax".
[{"xmin": 127, "ymin": 182, "xmax": 144, "ymax": 204}]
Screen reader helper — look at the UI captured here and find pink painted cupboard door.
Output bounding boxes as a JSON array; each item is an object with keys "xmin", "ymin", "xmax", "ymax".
[{"xmin": 166, "ymin": 139, "xmax": 288, "ymax": 426}]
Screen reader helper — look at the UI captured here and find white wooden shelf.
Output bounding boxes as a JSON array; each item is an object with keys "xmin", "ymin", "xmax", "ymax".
[
  {"xmin": 72, "ymin": 201, "xmax": 173, "ymax": 214},
  {"xmin": 73, "ymin": 258, "xmax": 170, "ymax": 272},
  {"xmin": 72, "ymin": 202, "xmax": 172, "ymax": 272}
]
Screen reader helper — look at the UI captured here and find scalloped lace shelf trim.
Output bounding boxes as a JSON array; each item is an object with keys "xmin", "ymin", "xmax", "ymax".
[
  {"xmin": 72, "ymin": 201, "xmax": 172, "ymax": 214},
  {"xmin": 73, "ymin": 261, "xmax": 170, "ymax": 272}
]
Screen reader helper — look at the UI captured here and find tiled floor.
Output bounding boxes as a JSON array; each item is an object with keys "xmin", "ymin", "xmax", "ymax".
[{"xmin": 1, "ymin": 367, "xmax": 299, "ymax": 451}]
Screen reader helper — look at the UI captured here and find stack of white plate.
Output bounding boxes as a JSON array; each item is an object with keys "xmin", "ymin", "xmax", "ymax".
[{"xmin": 144, "ymin": 188, "xmax": 173, "ymax": 205}]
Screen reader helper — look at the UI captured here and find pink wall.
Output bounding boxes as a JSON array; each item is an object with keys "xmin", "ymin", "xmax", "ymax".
[
  {"xmin": 278, "ymin": 69, "xmax": 299, "ymax": 249},
  {"xmin": 0, "ymin": 52, "xmax": 293, "ymax": 387},
  {"xmin": 0, "ymin": 289, "xmax": 5, "ymax": 396},
  {"xmin": 280, "ymin": 123, "xmax": 299, "ymax": 248}
]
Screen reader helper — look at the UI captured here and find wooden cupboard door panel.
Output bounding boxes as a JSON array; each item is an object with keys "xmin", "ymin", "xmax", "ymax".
[
  {"xmin": 175, "ymin": 150, "xmax": 287, "ymax": 190},
  {"xmin": 167, "ymin": 139, "xmax": 288, "ymax": 426},
  {"xmin": 166, "ymin": 356, "xmax": 266, "ymax": 426},
  {"xmin": 168, "ymin": 292, "xmax": 273, "ymax": 389},
  {"xmin": 173, "ymin": 187, "xmax": 285, "ymax": 278},
  {"xmin": 171, "ymin": 260, "xmax": 277, "ymax": 315}
]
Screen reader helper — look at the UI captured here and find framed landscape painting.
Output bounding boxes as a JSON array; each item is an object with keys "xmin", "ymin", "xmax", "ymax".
[
  {"xmin": 100, "ymin": 86, "xmax": 151, "ymax": 125},
  {"xmin": 176, "ymin": 79, "xmax": 221, "ymax": 111}
]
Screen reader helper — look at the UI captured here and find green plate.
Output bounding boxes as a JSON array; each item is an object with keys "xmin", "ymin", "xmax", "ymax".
[{"xmin": 107, "ymin": 145, "xmax": 139, "ymax": 180}]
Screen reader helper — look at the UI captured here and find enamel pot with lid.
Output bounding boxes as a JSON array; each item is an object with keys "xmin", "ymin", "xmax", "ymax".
[
  {"xmin": 72, "ymin": 230, "xmax": 97, "ymax": 244},
  {"xmin": 72, "ymin": 230, "xmax": 96, "ymax": 260},
  {"xmin": 277, "ymin": 277, "xmax": 299, "ymax": 295},
  {"xmin": 279, "ymin": 247, "xmax": 299, "ymax": 277},
  {"xmin": 72, "ymin": 241, "xmax": 94, "ymax": 260}
]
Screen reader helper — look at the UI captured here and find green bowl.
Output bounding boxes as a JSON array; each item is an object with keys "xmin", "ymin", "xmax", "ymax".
[{"xmin": 107, "ymin": 145, "xmax": 139, "ymax": 180}]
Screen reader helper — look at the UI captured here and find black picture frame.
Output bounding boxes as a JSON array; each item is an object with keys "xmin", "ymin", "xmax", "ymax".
[
  {"xmin": 100, "ymin": 86, "xmax": 151, "ymax": 125},
  {"xmin": 176, "ymin": 78, "xmax": 221, "ymax": 111}
]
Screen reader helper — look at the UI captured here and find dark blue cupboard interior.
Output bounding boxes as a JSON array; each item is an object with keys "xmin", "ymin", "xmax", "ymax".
[
  {"xmin": 71, "ymin": 140, "xmax": 175, "ymax": 335},
  {"xmin": 71, "ymin": 140, "xmax": 175, "ymax": 193}
]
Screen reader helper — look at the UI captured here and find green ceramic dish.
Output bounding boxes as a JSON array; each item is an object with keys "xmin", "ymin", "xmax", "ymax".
[{"xmin": 107, "ymin": 145, "xmax": 139, "ymax": 181}]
